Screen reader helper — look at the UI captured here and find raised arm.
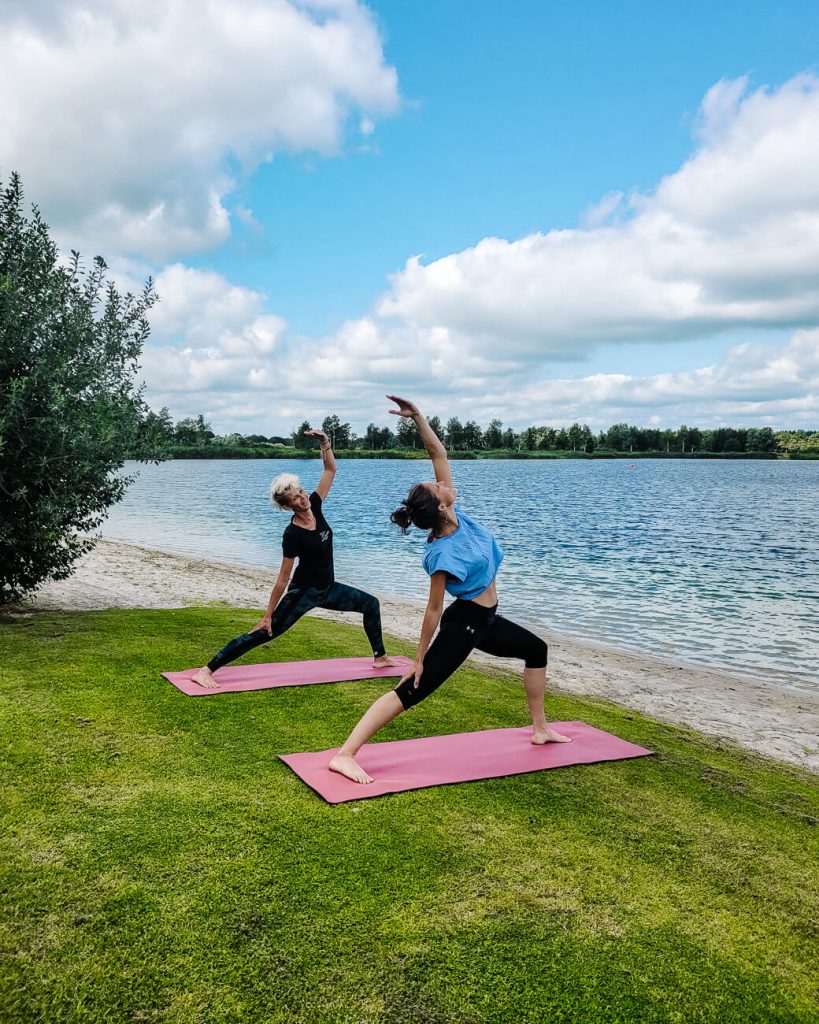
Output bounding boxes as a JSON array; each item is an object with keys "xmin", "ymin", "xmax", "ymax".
[
  {"xmin": 387, "ymin": 395, "xmax": 452, "ymax": 487},
  {"xmin": 305, "ymin": 428, "xmax": 336, "ymax": 500}
]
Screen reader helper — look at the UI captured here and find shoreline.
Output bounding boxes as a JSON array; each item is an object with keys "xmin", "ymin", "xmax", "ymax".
[
  {"xmin": 23, "ymin": 538, "xmax": 819, "ymax": 773},
  {"xmin": 157, "ymin": 449, "xmax": 796, "ymax": 460}
]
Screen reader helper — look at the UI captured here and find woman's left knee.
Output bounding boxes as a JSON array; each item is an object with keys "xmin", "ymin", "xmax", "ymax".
[
  {"xmin": 394, "ymin": 679, "xmax": 425, "ymax": 709},
  {"xmin": 524, "ymin": 637, "xmax": 548, "ymax": 669}
]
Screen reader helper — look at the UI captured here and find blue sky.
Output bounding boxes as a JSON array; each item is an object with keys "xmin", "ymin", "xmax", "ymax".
[
  {"xmin": 214, "ymin": 0, "xmax": 818, "ymax": 341},
  {"xmin": 3, "ymin": 0, "xmax": 819, "ymax": 433}
]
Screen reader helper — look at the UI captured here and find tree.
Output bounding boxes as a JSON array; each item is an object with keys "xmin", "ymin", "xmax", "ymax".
[
  {"xmin": 218, "ymin": 432, "xmax": 244, "ymax": 447},
  {"xmin": 776, "ymin": 429, "xmax": 819, "ymax": 454},
  {"xmin": 605, "ymin": 423, "xmax": 630, "ymax": 451},
  {"xmin": 678, "ymin": 423, "xmax": 706, "ymax": 453},
  {"xmin": 462, "ymin": 420, "xmax": 483, "ymax": 449},
  {"xmin": 364, "ymin": 423, "xmax": 394, "ymax": 449},
  {"xmin": 581, "ymin": 425, "xmax": 595, "ymax": 452},
  {"xmin": 0, "ymin": 172, "xmax": 161, "ymax": 603},
  {"xmin": 321, "ymin": 414, "xmax": 351, "ymax": 449},
  {"xmin": 142, "ymin": 406, "xmax": 174, "ymax": 445},
  {"xmin": 396, "ymin": 415, "xmax": 421, "ymax": 448},
  {"xmin": 291, "ymin": 420, "xmax": 312, "ymax": 449},
  {"xmin": 643, "ymin": 428, "xmax": 661, "ymax": 452},
  {"xmin": 484, "ymin": 418, "xmax": 503, "ymax": 449},
  {"xmin": 746, "ymin": 427, "xmax": 776, "ymax": 453},
  {"xmin": 538, "ymin": 427, "xmax": 557, "ymax": 450},
  {"xmin": 567, "ymin": 422, "xmax": 584, "ymax": 451},
  {"xmin": 174, "ymin": 414, "xmax": 213, "ymax": 445},
  {"xmin": 521, "ymin": 426, "xmax": 538, "ymax": 451},
  {"xmin": 445, "ymin": 417, "xmax": 464, "ymax": 450}
]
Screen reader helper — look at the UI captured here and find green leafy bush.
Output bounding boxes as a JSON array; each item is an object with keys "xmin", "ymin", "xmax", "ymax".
[{"xmin": 0, "ymin": 172, "xmax": 163, "ymax": 603}]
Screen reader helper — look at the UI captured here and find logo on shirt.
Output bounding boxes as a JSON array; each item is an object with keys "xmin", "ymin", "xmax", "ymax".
[{"xmin": 320, "ymin": 530, "xmax": 330, "ymax": 542}]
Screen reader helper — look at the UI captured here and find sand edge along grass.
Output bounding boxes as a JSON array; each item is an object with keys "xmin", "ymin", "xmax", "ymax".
[{"xmin": 1, "ymin": 608, "xmax": 817, "ymax": 1024}]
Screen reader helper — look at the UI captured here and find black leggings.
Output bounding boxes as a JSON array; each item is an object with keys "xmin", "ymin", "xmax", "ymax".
[
  {"xmin": 207, "ymin": 582, "xmax": 385, "ymax": 672},
  {"xmin": 394, "ymin": 599, "xmax": 547, "ymax": 710}
]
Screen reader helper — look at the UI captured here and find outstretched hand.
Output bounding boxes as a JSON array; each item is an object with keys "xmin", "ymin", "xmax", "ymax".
[
  {"xmin": 387, "ymin": 394, "xmax": 420, "ymax": 418},
  {"xmin": 304, "ymin": 428, "xmax": 329, "ymax": 443}
]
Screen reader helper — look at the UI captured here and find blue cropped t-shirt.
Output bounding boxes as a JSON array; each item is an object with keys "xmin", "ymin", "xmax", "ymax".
[{"xmin": 422, "ymin": 505, "xmax": 504, "ymax": 599}]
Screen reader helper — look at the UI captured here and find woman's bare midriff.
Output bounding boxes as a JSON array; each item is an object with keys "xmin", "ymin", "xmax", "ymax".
[{"xmin": 469, "ymin": 581, "xmax": 498, "ymax": 608}]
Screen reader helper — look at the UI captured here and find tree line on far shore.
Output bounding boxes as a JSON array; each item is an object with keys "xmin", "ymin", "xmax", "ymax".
[{"xmin": 140, "ymin": 407, "xmax": 819, "ymax": 458}]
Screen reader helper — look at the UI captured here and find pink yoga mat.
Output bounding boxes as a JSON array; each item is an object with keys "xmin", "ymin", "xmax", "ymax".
[
  {"xmin": 162, "ymin": 656, "xmax": 414, "ymax": 696},
  {"xmin": 280, "ymin": 721, "xmax": 653, "ymax": 803}
]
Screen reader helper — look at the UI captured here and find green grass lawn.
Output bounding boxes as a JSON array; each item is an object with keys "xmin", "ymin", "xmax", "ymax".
[{"xmin": 1, "ymin": 608, "xmax": 817, "ymax": 1024}]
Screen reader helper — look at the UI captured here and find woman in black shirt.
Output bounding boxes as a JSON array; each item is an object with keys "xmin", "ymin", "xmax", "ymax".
[{"xmin": 191, "ymin": 428, "xmax": 393, "ymax": 688}]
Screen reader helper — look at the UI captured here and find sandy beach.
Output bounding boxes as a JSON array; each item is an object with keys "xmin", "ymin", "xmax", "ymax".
[{"xmin": 24, "ymin": 538, "xmax": 819, "ymax": 773}]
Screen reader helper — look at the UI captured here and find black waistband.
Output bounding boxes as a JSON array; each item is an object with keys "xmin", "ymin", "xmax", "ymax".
[{"xmin": 444, "ymin": 598, "xmax": 499, "ymax": 626}]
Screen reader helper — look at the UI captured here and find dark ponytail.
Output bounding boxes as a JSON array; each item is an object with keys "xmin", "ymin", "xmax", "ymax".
[{"xmin": 390, "ymin": 483, "xmax": 443, "ymax": 534}]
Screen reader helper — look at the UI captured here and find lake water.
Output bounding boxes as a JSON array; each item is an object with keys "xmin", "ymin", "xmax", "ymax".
[{"xmin": 103, "ymin": 458, "xmax": 819, "ymax": 692}]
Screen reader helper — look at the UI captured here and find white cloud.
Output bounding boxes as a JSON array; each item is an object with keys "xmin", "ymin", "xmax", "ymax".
[
  {"xmin": 139, "ymin": 265, "xmax": 287, "ymax": 393},
  {"xmin": 377, "ymin": 74, "xmax": 819, "ymax": 356},
  {"xmin": 483, "ymin": 330, "xmax": 819, "ymax": 429},
  {"xmin": 140, "ymin": 263, "xmax": 819, "ymax": 431},
  {"xmin": 580, "ymin": 190, "xmax": 625, "ymax": 229},
  {"xmin": 140, "ymin": 264, "xmax": 520, "ymax": 426},
  {"xmin": 108, "ymin": 70, "xmax": 819, "ymax": 432},
  {"xmin": 0, "ymin": 0, "xmax": 399, "ymax": 259},
  {"xmin": 150, "ymin": 265, "xmax": 285, "ymax": 350}
]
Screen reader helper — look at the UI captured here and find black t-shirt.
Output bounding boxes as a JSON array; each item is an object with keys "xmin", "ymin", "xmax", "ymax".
[{"xmin": 281, "ymin": 491, "xmax": 334, "ymax": 590}]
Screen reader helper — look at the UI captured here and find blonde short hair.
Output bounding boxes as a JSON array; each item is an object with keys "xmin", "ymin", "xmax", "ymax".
[{"xmin": 270, "ymin": 473, "xmax": 301, "ymax": 509}]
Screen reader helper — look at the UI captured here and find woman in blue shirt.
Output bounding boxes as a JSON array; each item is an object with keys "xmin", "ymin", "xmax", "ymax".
[{"xmin": 329, "ymin": 396, "xmax": 571, "ymax": 785}]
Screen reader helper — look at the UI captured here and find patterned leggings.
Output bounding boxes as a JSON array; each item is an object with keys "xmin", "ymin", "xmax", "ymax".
[{"xmin": 206, "ymin": 582, "xmax": 386, "ymax": 672}]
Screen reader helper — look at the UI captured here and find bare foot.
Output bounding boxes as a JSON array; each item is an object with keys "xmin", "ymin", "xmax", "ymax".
[
  {"xmin": 532, "ymin": 726, "xmax": 572, "ymax": 744},
  {"xmin": 191, "ymin": 667, "xmax": 219, "ymax": 689},
  {"xmin": 329, "ymin": 753, "xmax": 374, "ymax": 784},
  {"xmin": 372, "ymin": 655, "xmax": 396, "ymax": 669}
]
